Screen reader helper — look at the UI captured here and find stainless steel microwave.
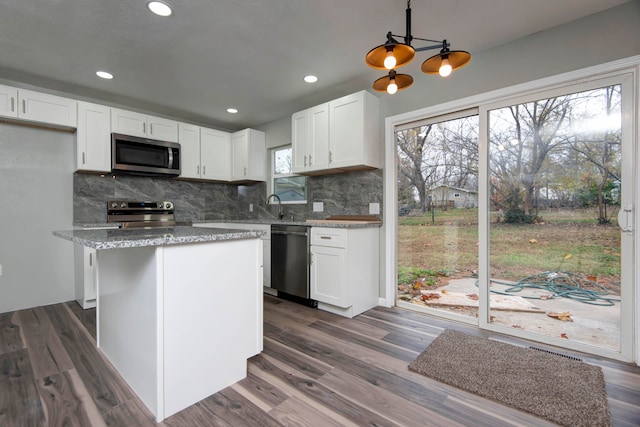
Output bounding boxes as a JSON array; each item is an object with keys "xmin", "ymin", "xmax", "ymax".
[{"xmin": 111, "ymin": 133, "xmax": 181, "ymax": 177}]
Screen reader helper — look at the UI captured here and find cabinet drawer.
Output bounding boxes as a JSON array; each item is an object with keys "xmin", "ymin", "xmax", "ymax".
[{"xmin": 311, "ymin": 227, "xmax": 347, "ymax": 248}]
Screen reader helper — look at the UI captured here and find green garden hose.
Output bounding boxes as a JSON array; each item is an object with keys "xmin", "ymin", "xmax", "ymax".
[{"xmin": 477, "ymin": 271, "xmax": 619, "ymax": 306}]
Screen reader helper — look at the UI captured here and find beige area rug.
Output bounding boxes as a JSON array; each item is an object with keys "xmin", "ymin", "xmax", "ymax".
[{"xmin": 409, "ymin": 329, "xmax": 610, "ymax": 426}]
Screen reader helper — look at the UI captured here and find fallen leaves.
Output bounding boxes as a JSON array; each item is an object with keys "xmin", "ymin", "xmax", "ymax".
[
  {"xmin": 547, "ymin": 311, "xmax": 573, "ymax": 322},
  {"xmin": 560, "ymin": 333, "xmax": 569, "ymax": 339},
  {"xmin": 421, "ymin": 293, "xmax": 441, "ymax": 301},
  {"xmin": 528, "ymin": 238, "xmax": 538, "ymax": 244},
  {"xmin": 466, "ymin": 293, "xmax": 479, "ymax": 301},
  {"xmin": 564, "ymin": 254, "xmax": 573, "ymax": 260}
]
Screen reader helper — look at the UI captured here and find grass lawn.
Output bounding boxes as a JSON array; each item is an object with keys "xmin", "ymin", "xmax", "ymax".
[{"xmin": 398, "ymin": 208, "xmax": 621, "ymax": 288}]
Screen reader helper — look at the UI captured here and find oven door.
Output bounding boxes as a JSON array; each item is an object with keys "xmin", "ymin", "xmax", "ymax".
[{"xmin": 111, "ymin": 133, "xmax": 180, "ymax": 176}]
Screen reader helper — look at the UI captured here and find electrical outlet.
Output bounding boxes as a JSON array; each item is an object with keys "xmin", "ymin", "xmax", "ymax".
[
  {"xmin": 313, "ymin": 202, "xmax": 324, "ymax": 212},
  {"xmin": 249, "ymin": 203, "xmax": 253, "ymax": 212},
  {"xmin": 369, "ymin": 202, "xmax": 380, "ymax": 215}
]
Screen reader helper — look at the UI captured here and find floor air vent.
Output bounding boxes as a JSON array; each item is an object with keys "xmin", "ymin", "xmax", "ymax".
[{"xmin": 529, "ymin": 346, "xmax": 582, "ymax": 362}]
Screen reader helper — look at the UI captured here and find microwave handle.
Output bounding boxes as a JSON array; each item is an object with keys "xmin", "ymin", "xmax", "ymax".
[{"xmin": 168, "ymin": 147, "xmax": 174, "ymax": 169}]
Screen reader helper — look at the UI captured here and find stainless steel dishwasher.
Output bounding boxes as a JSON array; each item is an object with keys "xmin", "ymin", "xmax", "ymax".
[{"xmin": 271, "ymin": 224, "xmax": 316, "ymax": 305}]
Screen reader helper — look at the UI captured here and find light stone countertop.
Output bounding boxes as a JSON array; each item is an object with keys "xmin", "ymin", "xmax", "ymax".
[{"xmin": 54, "ymin": 226, "xmax": 264, "ymax": 250}]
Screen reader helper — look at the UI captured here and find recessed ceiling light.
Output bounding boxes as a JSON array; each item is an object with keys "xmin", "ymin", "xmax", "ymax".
[
  {"xmin": 227, "ymin": 108, "xmax": 238, "ymax": 114},
  {"xmin": 96, "ymin": 71, "xmax": 114, "ymax": 79},
  {"xmin": 304, "ymin": 75, "xmax": 318, "ymax": 83},
  {"xmin": 147, "ymin": 1, "xmax": 173, "ymax": 17}
]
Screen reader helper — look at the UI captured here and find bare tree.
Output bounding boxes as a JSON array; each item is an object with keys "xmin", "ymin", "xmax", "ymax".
[
  {"xmin": 566, "ymin": 86, "xmax": 622, "ymax": 222},
  {"xmin": 396, "ymin": 126, "xmax": 436, "ymax": 211},
  {"xmin": 396, "ymin": 116, "xmax": 479, "ymax": 212}
]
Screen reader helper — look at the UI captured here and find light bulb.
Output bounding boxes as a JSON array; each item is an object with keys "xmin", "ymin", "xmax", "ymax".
[
  {"xmin": 384, "ymin": 50, "xmax": 397, "ymax": 70},
  {"xmin": 387, "ymin": 80, "xmax": 398, "ymax": 95},
  {"xmin": 439, "ymin": 57, "xmax": 452, "ymax": 77}
]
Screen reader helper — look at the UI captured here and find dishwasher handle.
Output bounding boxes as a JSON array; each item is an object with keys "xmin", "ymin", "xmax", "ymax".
[{"xmin": 271, "ymin": 230, "xmax": 308, "ymax": 237}]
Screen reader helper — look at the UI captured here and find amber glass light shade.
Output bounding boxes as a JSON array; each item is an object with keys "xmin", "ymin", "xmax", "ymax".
[
  {"xmin": 366, "ymin": 43, "xmax": 415, "ymax": 70},
  {"xmin": 421, "ymin": 49, "xmax": 471, "ymax": 74},
  {"xmin": 372, "ymin": 71, "xmax": 413, "ymax": 93}
]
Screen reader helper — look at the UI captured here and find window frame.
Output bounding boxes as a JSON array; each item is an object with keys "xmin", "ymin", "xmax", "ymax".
[{"xmin": 270, "ymin": 145, "xmax": 307, "ymax": 204}]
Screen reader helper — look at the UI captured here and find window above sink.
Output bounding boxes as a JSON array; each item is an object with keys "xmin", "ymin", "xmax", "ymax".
[{"xmin": 272, "ymin": 146, "xmax": 307, "ymax": 204}]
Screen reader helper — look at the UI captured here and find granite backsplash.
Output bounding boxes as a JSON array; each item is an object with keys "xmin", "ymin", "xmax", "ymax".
[{"xmin": 73, "ymin": 169, "xmax": 383, "ymax": 224}]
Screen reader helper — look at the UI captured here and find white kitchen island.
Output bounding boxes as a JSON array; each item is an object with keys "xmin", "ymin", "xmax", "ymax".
[{"xmin": 54, "ymin": 226, "xmax": 264, "ymax": 421}]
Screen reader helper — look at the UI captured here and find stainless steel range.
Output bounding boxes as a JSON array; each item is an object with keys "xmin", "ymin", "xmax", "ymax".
[{"xmin": 107, "ymin": 200, "xmax": 176, "ymax": 228}]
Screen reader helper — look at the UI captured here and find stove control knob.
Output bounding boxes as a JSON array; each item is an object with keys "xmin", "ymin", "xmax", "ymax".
[
  {"xmin": 166, "ymin": 202, "xmax": 173, "ymax": 209},
  {"xmin": 111, "ymin": 202, "xmax": 118, "ymax": 208},
  {"xmin": 120, "ymin": 202, "xmax": 127, "ymax": 208}
]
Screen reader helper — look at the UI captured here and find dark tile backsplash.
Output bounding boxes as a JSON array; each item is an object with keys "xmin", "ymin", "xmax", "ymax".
[{"xmin": 73, "ymin": 169, "xmax": 383, "ymax": 223}]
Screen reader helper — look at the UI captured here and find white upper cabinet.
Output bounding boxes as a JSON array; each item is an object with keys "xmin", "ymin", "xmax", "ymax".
[
  {"xmin": 291, "ymin": 90, "xmax": 380, "ymax": 175},
  {"xmin": 201, "ymin": 127, "xmax": 231, "ymax": 181},
  {"xmin": 0, "ymin": 84, "xmax": 77, "ymax": 128},
  {"xmin": 0, "ymin": 85, "xmax": 18, "ymax": 118},
  {"xmin": 76, "ymin": 101, "xmax": 111, "ymax": 172},
  {"xmin": 178, "ymin": 122, "xmax": 201, "ymax": 179},
  {"xmin": 111, "ymin": 108, "xmax": 178, "ymax": 142},
  {"xmin": 148, "ymin": 115, "xmax": 179, "ymax": 142},
  {"xmin": 328, "ymin": 91, "xmax": 379, "ymax": 170},
  {"xmin": 292, "ymin": 103, "xmax": 329, "ymax": 174},
  {"xmin": 292, "ymin": 110, "xmax": 308, "ymax": 173},
  {"xmin": 178, "ymin": 124, "xmax": 231, "ymax": 181},
  {"xmin": 231, "ymin": 128, "xmax": 265, "ymax": 182}
]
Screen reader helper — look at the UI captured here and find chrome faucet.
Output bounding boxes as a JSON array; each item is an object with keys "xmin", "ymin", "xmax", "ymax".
[{"xmin": 266, "ymin": 194, "xmax": 285, "ymax": 220}]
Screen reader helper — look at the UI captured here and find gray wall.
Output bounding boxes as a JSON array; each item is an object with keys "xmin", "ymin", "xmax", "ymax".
[{"xmin": 0, "ymin": 123, "xmax": 74, "ymax": 313}]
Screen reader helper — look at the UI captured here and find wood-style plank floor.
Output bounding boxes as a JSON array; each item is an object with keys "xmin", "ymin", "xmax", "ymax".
[{"xmin": 1, "ymin": 295, "xmax": 639, "ymax": 426}]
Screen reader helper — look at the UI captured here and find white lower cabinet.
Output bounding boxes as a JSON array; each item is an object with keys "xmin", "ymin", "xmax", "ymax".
[
  {"xmin": 310, "ymin": 227, "xmax": 379, "ymax": 318},
  {"xmin": 74, "ymin": 245, "xmax": 97, "ymax": 309},
  {"xmin": 194, "ymin": 223, "xmax": 271, "ymax": 290}
]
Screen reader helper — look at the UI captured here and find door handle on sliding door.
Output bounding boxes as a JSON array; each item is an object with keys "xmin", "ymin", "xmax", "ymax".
[{"xmin": 617, "ymin": 203, "xmax": 633, "ymax": 235}]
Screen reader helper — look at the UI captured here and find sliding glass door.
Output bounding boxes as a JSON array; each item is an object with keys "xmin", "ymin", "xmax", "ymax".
[
  {"xmin": 395, "ymin": 112, "xmax": 479, "ymax": 323},
  {"xmin": 394, "ymin": 69, "xmax": 635, "ymax": 361},
  {"xmin": 479, "ymin": 73, "xmax": 634, "ymax": 360}
]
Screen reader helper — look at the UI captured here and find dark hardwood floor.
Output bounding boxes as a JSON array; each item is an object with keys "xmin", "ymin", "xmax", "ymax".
[{"xmin": 1, "ymin": 295, "xmax": 639, "ymax": 426}]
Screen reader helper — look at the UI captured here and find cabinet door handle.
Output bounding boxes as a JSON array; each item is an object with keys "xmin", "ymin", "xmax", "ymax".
[
  {"xmin": 329, "ymin": 151, "xmax": 333, "ymax": 163},
  {"xmin": 320, "ymin": 236, "xmax": 331, "ymax": 240},
  {"xmin": 149, "ymin": 123, "xmax": 153, "ymax": 135},
  {"xmin": 197, "ymin": 165, "xmax": 200, "ymax": 175},
  {"xmin": 309, "ymin": 154, "xmax": 312, "ymax": 165},
  {"xmin": 82, "ymin": 152, "xmax": 86, "ymax": 164},
  {"xmin": 203, "ymin": 165, "xmax": 206, "ymax": 175},
  {"xmin": 22, "ymin": 99, "xmax": 26, "ymax": 114},
  {"xmin": 143, "ymin": 122, "xmax": 146, "ymax": 134},
  {"xmin": 89, "ymin": 253, "xmax": 93, "ymax": 267},
  {"xmin": 10, "ymin": 97, "xmax": 15, "ymax": 112},
  {"xmin": 304, "ymin": 155, "xmax": 307, "ymax": 167},
  {"xmin": 244, "ymin": 166, "xmax": 247, "ymax": 176}
]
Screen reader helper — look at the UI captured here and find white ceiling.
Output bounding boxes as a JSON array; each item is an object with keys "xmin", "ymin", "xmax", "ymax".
[{"xmin": 0, "ymin": 0, "xmax": 630, "ymax": 131}]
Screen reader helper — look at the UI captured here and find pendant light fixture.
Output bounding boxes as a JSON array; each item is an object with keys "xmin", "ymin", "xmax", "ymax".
[{"xmin": 365, "ymin": 0, "xmax": 471, "ymax": 94}]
